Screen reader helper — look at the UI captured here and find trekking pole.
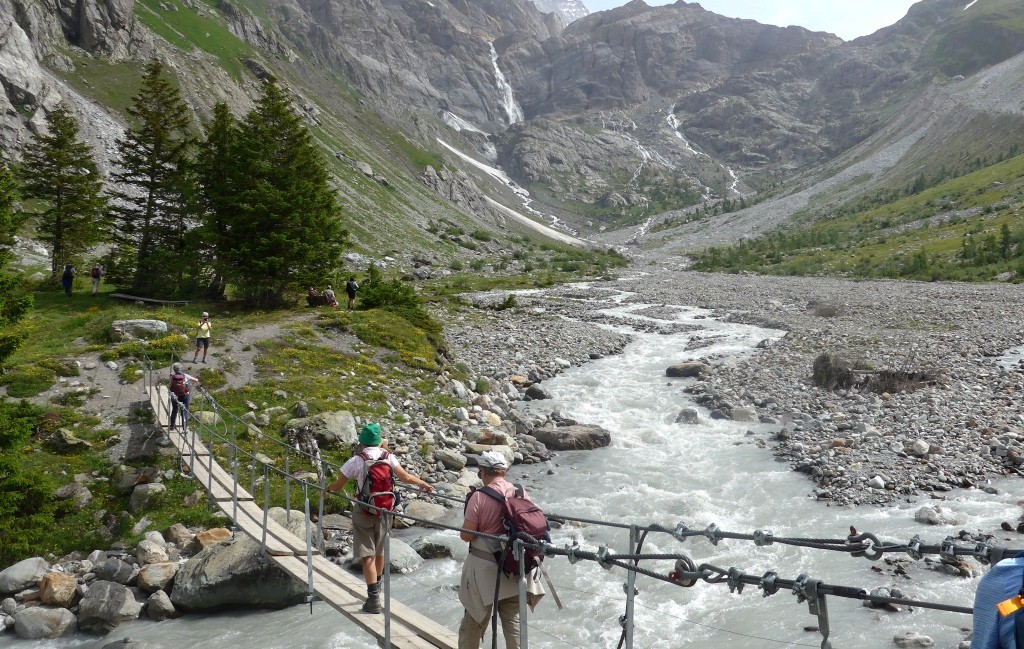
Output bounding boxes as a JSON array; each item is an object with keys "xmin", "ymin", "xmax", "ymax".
[{"xmin": 516, "ymin": 539, "xmax": 529, "ymax": 649}]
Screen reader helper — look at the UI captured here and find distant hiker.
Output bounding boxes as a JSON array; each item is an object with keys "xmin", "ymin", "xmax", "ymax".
[
  {"xmin": 168, "ymin": 362, "xmax": 199, "ymax": 430},
  {"xmin": 60, "ymin": 263, "xmax": 76, "ymax": 297},
  {"xmin": 193, "ymin": 312, "xmax": 211, "ymax": 363},
  {"xmin": 307, "ymin": 287, "xmax": 325, "ymax": 307},
  {"xmin": 89, "ymin": 264, "xmax": 103, "ymax": 296},
  {"xmin": 458, "ymin": 451, "xmax": 545, "ymax": 649},
  {"xmin": 345, "ymin": 276, "xmax": 359, "ymax": 310},
  {"xmin": 326, "ymin": 423, "xmax": 434, "ymax": 614},
  {"xmin": 323, "ymin": 285, "xmax": 338, "ymax": 308}
]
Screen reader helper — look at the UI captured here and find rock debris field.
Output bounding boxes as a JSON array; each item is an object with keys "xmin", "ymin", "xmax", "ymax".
[{"xmin": 450, "ymin": 267, "xmax": 1024, "ymax": 513}]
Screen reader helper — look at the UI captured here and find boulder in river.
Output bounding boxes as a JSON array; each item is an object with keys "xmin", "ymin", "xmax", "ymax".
[
  {"xmin": 666, "ymin": 362, "xmax": 709, "ymax": 378},
  {"xmin": 531, "ymin": 424, "xmax": 610, "ymax": 450}
]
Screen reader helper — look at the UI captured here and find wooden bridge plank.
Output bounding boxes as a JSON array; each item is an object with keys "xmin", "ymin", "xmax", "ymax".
[{"xmin": 273, "ymin": 556, "xmax": 440, "ymax": 649}]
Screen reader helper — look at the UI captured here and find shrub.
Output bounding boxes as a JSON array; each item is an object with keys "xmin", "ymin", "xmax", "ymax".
[
  {"xmin": 470, "ymin": 229, "xmax": 493, "ymax": 242},
  {"xmin": 494, "ymin": 294, "xmax": 517, "ymax": 310},
  {"xmin": 811, "ymin": 352, "xmax": 853, "ymax": 390},
  {"xmin": 0, "ymin": 364, "xmax": 57, "ymax": 397},
  {"xmin": 450, "ymin": 260, "xmax": 464, "ymax": 271}
]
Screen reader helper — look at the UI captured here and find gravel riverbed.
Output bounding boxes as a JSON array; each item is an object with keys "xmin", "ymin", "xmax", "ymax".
[{"xmin": 446, "ymin": 266, "xmax": 1024, "ymax": 510}]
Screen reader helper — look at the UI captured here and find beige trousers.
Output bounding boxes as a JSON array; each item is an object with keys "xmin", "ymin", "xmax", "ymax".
[{"xmin": 458, "ymin": 596, "xmax": 520, "ymax": 649}]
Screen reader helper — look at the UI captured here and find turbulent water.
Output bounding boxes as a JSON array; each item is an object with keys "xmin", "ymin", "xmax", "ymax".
[{"xmin": 8, "ymin": 286, "xmax": 1020, "ymax": 649}]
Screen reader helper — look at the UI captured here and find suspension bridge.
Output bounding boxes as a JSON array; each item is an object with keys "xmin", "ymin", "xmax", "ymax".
[{"xmin": 140, "ymin": 356, "xmax": 1013, "ymax": 649}]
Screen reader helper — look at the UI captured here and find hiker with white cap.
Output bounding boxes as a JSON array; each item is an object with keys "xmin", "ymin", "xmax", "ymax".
[
  {"xmin": 192, "ymin": 312, "xmax": 211, "ymax": 363},
  {"xmin": 168, "ymin": 362, "xmax": 198, "ymax": 430},
  {"xmin": 458, "ymin": 451, "xmax": 544, "ymax": 649},
  {"xmin": 326, "ymin": 422, "xmax": 434, "ymax": 614}
]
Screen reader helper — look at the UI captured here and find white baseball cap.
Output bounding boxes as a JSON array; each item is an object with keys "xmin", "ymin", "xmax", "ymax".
[{"xmin": 478, "ymin": 451, "xmax": 508, "ymax": 470}]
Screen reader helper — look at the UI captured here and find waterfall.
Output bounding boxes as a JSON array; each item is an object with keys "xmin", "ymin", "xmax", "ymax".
[{"xmin": 489, "ymin": 43, "xmax": 524, "ymax": 125}]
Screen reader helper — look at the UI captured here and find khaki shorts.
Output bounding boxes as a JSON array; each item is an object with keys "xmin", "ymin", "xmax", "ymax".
[{"xmin": 351, "ymin": 508, "xmax": 393, "ymax": 559}]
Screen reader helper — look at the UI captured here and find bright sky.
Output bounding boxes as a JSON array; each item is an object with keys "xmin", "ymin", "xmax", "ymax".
[{"xmin": 583, "ymin": 1, "xmax": 922, "ymax": 41}]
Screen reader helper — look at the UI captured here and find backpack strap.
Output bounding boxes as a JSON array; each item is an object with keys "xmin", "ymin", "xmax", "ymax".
[{"xmin": 478, "ymin": 485, "xmax": 505, "ymax": 504}]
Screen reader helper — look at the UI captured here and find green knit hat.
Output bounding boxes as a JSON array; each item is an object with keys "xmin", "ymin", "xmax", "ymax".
[{"xmin": 359, "ymin": 422, "xmax": 382, "ymax": 446}]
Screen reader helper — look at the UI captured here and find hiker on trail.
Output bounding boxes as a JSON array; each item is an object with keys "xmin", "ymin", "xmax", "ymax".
[
  {"xmin": 323, "ymin": 285, "xmax": 338, "ymax": 308},
  {"xmin": 458, "ymin": 451, "xmax": 544, "ymax": 649},
  {"xmin": 326, "ymin": 423, "xmax": 434, "ymax": 614},
  {"xmin": 971, "ymin": 553, "xmax": 1024, "ymax": 648},
  {"xmin": 345, "ymin": 276, "xmax": 359, "ymax": 310},
  {"xmin": 168, "ymin": 362, "xmax": 199, "ymax": 430},
  {"xmin": 307, "ymin": 287, "xmax": 324, "ymax": 307},
  {"xmin": 89, "ymin": 264, "xmax": 103, "ymax": 296},
  {"xmin": 193, "ymin": 312, "xmax": 211, "ymax": 363},
  {"xmin": 60, "ymin": 263, "xmax": 76, "ymax": 297}
]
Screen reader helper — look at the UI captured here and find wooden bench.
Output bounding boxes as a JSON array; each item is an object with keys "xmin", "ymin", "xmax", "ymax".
[{"xmin": 109, "ymin": 293, "xmax": 189, "ymax": 307}]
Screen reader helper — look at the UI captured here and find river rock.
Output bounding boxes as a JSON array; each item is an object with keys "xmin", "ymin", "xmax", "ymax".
[
  {"xmin": 0, "ymin": 558, "xmax": 48, "ymax": 595},
  {"xmin": 195, "ymin": 528, "xmax": 232, "ymax": 550},
  {"xmin": 730, "ymin": 406, "xmax": 758, "ymax": 422},
  {"xmin": 78, "ymin": 580, "xmax": 143, "ymax": 633},
  {"xmin": 666, "ymin": 362, "xmax": 709, "ymax": 378},
  {"xmin": 39, "ymin": 572, "xmax": 77, "ymax": 607},
  {"xmin": 435, "ymin": 449, "xmax": 467, "ymax": 470},
  {"xmin": 110, "ymin": 320, "xmax": 168, "ymax": 341},
  {"xmin": 12, "ymin": 606, "xmax": 77, "ymax": 639},
  {"xmin": 146, "ymin": 590, "xmax": 176, "ymax": 621},
  {"xmin": 410, "ymin": 536, "xmax": 457, "ymax": 560},
  {"xmin": 136, "ymin": 563, "xmax": 179, "ymax": 592},
  {"xmin": 170, "ymin": 509, "xmax": 307, "ymax": 611},
  {"xmin": 675, "ymin": 408, "xmax": 700, "ymax": 424},
  {"xmin": 525, "ymin": 384, "xmax": 552, "ymax": 400},
  {"xmin": 166, "ymin": 523, "xmax": 195, "ymax": 548},
  {"xmin": 94, "ymin": 558, "xmax": 135, "ymax": 585},
  {"xmin": 531, "ymin": 424, "xmax": 611, "ymax": 450},
  {"xmin": 894, "ymin": 631, "xmax": 935, "ymax": 648},
  {"xmin": 464, "ymin": 443, "xmax": 515, "ymax": 465},
  {"xmin": 394, "ymin": 501, "xmax": 448, "ymax": 529},
  {"xmin": 136, "ymin": 540, "xmax": 168, "ymax": 566},
  {"xmin": 283, "ymin": 411, "xmax": 357, "ymax": 447}
]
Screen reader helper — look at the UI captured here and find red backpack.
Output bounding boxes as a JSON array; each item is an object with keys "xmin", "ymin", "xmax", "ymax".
[
  {"xmin": 358, "ymin": 450, "xmax": 398, "ymax": 516},
  {"xmin": 477, "ymin": 484, "xmax": 550, "ymax": 576},
  {"xmin": 169, "ymin": 373, "xmax": 190, "ymax": 398}
]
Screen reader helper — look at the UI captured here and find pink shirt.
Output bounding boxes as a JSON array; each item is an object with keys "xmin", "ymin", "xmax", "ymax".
[
  {"xmin": 340, "ymin": 447, "xmax": 400, "ymax": 491},
  {"xmin": 465, "ymin": 477, "xmax": 532, "ymax": 554}
]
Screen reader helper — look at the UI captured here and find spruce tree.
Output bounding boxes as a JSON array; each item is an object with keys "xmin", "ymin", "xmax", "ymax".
[
  {"xmin": 195, "ymin": 102, "xmax": 240, "ymax": 299},
  {"xmin": 0, "ymin": 162, "xmax": 32, "ymax": 368},
  {"xmin": 20, "ymin": 105, "xmax": 109, "ymax": 280},
  {"xmin": 224, "ymin": 78, "xmax": 346, "ymax": 308},
  {"xmin": 110, "ymin": 59, "xmax": 195, "ymax": 295}
]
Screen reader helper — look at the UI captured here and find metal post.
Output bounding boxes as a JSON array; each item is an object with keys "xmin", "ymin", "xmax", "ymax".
[
  {"xmin": 231, "ymin": 441, "xmax": 239, "ymax": 524},
  {"xmin": 384, "ymin": 519, "xmax": 392, "ymax": 649},
  {"xmin": 285, "ymin": 449, "xmax": 291, "ymax": 523},
  {"xmin": 304, "ymin": 483, "xmax": 315, "ymax": 611},
  {"xmin": 251, "ymin": 430, "xmax": 260, "ymax": 496},
  {"xmin": 317, "ymin": 487, "xmax": 325, "ymax": 553},
  {"xmin": 624, "ymin": 525, "xmax": 638, "ymax": 649},
  {"xmin": 206, "ymin": 422, "xmax": 214, "ymax": 496},
  {"xmin": 261, "ymin": 461, "xmax": 270, "ymax": 556},
  {"xmin": 517, "ymin": 539, "xmax": 528, "ymax": 649}
]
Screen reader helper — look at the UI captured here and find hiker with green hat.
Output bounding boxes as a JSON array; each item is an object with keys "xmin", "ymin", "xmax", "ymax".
[{"xmin": 326, "ymin": 422, "xmax": 434, "ymax": 614}]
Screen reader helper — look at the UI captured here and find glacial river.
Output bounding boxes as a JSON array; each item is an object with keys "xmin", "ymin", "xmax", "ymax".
[{"xmin": 7, "ymin": 286, "xmax": 1020, "ymax": 649}]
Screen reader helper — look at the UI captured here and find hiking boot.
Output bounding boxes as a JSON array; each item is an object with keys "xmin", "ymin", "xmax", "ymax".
[{"xmin": 362, "ymin": 592, "xmax": 382, "ymax": 614}]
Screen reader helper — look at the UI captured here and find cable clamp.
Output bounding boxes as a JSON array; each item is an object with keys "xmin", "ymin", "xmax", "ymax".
[
  {"xmin": 565, "ymin": 542, "xmax": 580, "ymax": 565},
  {"xmin": 727, "ymin": 567, "xmax": 745, "ymax": 594},
  {"xmin": 597, "ymin": 545, "xmax": 613, "ymax": 570},
  {"xmin": 753, "ymin": 529, "xmax": 775, "ymax": 547},
  {"xmin": 793, "ymin": 573, "xmax": 812, "ymax": 604},
  {"xmin": 703, "ymin": 523, "xmax": 721, "ymax": 546},
  {"xmin": 622, "ymin": 582, "xmax": 639, "ymax": 597},
  {"xmin": 618, "ymin": 614, "xmax": 627, "ymax": 630},
  {"xmin": 759, "ymin": 571, "xmax": 779, "ymax": 598},
  {"xmin": 939, "ymin": 536, "xmax": 958, "ymax": 563},
  {"xmin": 973, "ymin": 542, "xmax": 993, "ymax": 565},
  {"xmin": 907, "ymin": 534, "xmax": 923, "ymax": 561},
  {"xmin": 673, "ymin": 522, "xmax": 690, "ymax": 542}
]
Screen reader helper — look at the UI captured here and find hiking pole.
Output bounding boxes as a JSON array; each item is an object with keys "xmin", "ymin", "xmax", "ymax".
[{"xmin": 517, "ymin": 539, "xmax": 528, "ymax": 649}]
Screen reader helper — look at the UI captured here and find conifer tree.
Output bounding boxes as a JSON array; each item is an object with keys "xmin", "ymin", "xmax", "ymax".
[
  {"xmin": 110, "ymin": 60, "xmax": 196, "ymax": 295},
  {"xmin": 20, "ymin": 105, "xmax": 108, "ymax": 279},
  {"xmin": 223, "ymin": 78, "xmax": 347, "ymax": 308},
  {"xmin": 195, "ymin": 102, "xmax": 240, "ymax": 299},
  {"xmin": 0, "ymin": 162, "xmax": 32, "ymax": 368}
]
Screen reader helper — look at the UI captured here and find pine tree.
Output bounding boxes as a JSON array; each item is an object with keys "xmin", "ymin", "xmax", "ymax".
[
  {"xmin": 223, "ymin": 78, "xmax": 347, "ymax": 308},
  {"xmin": 195, "ymin": 102, "xmax": 240, "ymax": 299},
  {"xmin": 20, "ymin": 105, "xmax": 108, "ymax": 279},
  {"xmin": 0, "ymin": 161, "xmax": 32, "ymax": 368},
  {"xmin": 110, "ymin": 60, "xmax": 196, "ymax": 295}
]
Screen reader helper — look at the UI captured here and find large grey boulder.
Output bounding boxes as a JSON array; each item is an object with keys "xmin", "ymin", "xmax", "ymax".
[
  {"xmin": 13, "ymin": 606, "xmax": 77, "ymax": 639},
  {"xmin": 129, "ymin": 483, "xmax": 166, "ymax": 513},
  {"xmin": 531, "ymin": 424, "xmax": 611, "ymax": 451},
  {"xmin": 93, "ymin": 558, "xmax": 134, "ymax": 585},
  {"xmin": 109, "ymin": 320, "xmax": 169, "ymax": 341},
  {"xmin": 348, "ymin": 538, "xmax": 422, "ymax": 574},
  {"xmin": 666, "ymin": 362, "xmax": 710, "ymax": 378},
  {"xmin": 0, "ymin": 557, "xmax": 48, "ymax": 595},
  {"xmin": 392, "ymin": 501, "xmax": 448, "ymax": 530},
  {"xmin": 78, "ymin": 580, "xmax": 143, "ymax": 633},
  {"xmin": 146, "ymin": 590, "xmax": 176, "ymax": 621},
  {"xmin": 283, "ymin": 411, "xmax": 356, "ymax": 447},
  {"xmin": 170, "ymin": 509, "xmax": 308, "ymax": 611}
]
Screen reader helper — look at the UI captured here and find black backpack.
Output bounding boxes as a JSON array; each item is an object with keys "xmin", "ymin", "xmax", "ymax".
[{"xmin": 476, "ymin": 484, "xmax": 550, "ymax": 576}]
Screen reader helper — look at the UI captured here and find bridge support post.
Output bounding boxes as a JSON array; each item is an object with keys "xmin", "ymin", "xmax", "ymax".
[
  {"xmin": 624, "ymin": 525, "xmax": 638, "ymax": 649},
  {"xmin": 384, "ymin": 522, "xmax": 392, "ymax": 649}
]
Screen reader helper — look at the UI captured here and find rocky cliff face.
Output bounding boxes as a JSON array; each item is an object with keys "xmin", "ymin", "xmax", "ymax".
[{"xmin": 530, "ymin": 0, "xmax": 587, "ymax": 25}]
